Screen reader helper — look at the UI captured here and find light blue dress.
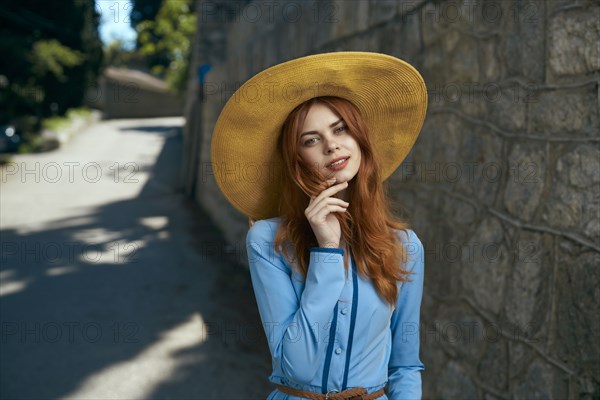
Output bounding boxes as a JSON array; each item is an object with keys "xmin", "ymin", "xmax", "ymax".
[{"xmin": 246, "ymin": 217, "xmax": 425, "ymax": 400}]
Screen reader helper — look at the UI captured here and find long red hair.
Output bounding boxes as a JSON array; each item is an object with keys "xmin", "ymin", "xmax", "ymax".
[{"xmin": 266, "ymin": 96, "xmax": 414, "ymax": 307}]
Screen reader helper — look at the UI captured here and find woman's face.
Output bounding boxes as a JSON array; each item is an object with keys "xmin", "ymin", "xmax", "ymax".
[{"xmin": 297, "ymin": 102, "xmax": 361, "ymax": 184}]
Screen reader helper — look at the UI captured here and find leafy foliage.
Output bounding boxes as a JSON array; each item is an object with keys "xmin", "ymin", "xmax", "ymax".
[
  {"xmin": 0, "ymin": 0, "xmax": 103, "ymax": 128},
  {"xmin": 129, "ymin": 0, "xmax": 162, "ymax": 29},
  {"xmin": 134, "ymin": 0, "xmax": 196, "ymax": 95},
  {"xmin": 28, "ymin": 40, "xmax": 86, "ymax": 82}
]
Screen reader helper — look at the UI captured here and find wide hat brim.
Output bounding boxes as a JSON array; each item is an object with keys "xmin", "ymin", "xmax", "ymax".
[{"xmin": 210, "ymin": 51, "xmax": 428, "ymax": 221}]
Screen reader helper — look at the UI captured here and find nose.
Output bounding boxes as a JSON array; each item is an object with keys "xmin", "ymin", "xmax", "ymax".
[{"xmin": 325, "ymin": 137, "xmax": 340, "ymax": 154}]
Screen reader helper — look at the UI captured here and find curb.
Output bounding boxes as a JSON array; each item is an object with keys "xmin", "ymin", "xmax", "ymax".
[
  {"xmin": 40, "ymin": 109, "xmax": 103, "ymax": 149},
  {"xmin": 0, "ymin": 109, "xmax": 102, "ymax": 169}
]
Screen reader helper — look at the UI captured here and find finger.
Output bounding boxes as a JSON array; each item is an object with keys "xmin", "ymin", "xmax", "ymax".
[
  {"xmin": 322, "ymin": 197, "xmax": 349, "ymax": 206},
  {"xmin": 314, "ymin": 205, "xmax": 347, "ymax": 219},
  {"xmin": 309, "ymin": 180, "xmax": 334, "ymax": 202},
  {"xmin": 307, "ymin": 181, "xmax": 348, "ymax": 215},
  {"xmin": 307, "ymin": 193, "xmax": 344, "ymax": 213},
  {"xmin": 307, "ymin": 195, "xmax": 318, "ymax": 212},
  {"xmin": 313, "ymin": 180, "xmax": 349, "ymax": 202},
  {"xmin": 309, "ymin": 184, "xmax": 348, "ymax": 213},
  {"xmin": 307, "ymin": 199, "xmax": 347, "ymax": 221}
]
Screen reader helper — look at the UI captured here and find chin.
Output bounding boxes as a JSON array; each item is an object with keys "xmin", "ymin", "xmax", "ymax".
[
  {"xmin": 337, "ymin": 173, "xmax": 357, "ymax": 183},
  {"xmin": 324, "ymin": 167, "xmax": 358, "ymax": 183}
]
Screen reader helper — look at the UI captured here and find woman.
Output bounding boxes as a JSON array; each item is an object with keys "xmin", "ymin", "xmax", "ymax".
[{"xmin": 211, "ymin": 52, "xmax": 428, "ymax": 399}]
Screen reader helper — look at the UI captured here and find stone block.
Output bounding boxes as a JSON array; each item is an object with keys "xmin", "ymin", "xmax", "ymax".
[
  {"xmin": 437, "ymin": 361, "xmax": 478, "ymax": 399},
  {"xmin": 410, "ymin": 190, "xmax": 436, "ymax": 241},
  {"xmin": 434, "ymin": 303, "xmax": 486, "ymax": 364},
  {"xmin": 328, "ymin": 0, "xmax": 369, "ymax": 40},
  {"xmin": 483, "ymin": 395, "xmax": 504, "ymax": 400},
  {"xmin": 541, "ymin": 144, "xmax": 600, "ymax": 240},
  {"xmin": 427, "ymin": 79, "xmax": 488, "ymax": 119},
  {"xmin": 503, "ymin": 231, "xmax": 550, "ymax": 337},
  {"xmin": 344, "ymin": 33, "xmax": 371, "ymax": 52},
  {"xmin": 428, "ymin": 112, "xmax": 464, "ymax": 167},
  {"xmin": 508, "ymin": 340, "xmax": 534, "ymax": 379},
  {"xmin": 554, "ymin": 247, "xmax": 600, "ymax": 371},
  {"xmin": 441, "ymin": 194, "xmax": 478, "ymax": 226},
  {"xmin": 485, "ymin": 81, "xmax": 528, "ymax": 132},
  {"xmin": 260, "ymin": 34, "xmax": 278, "ymax": 70},
  {"xmin": 434, "ymin": 217, "xmax": 476, "ymax": 297},
  {"xmin": 387, "ymin": 187, "xmax": 416, "ymax": 222},
  {"xmin": 397, "ymin": 0, "xmax": 427, "ymax": 18},
  {"xmin": 369, "ymin": 22, "xmax": 399, "ymax": 54},
  {"xmin": 402, "ymin": 113, "xmax": 436, "ymax": 168},
  {"xmin": 442, "ymin": 30, "xmax": 480, "ymax": 83},
  {"xmin": 312, "ymin": 2, "xmax": 337, "ymax": 49},
  {"xmin": 420, "ymin": 0, "xmax": 479, "ymax": 47},
  {"xmin": 478, "ymin": 340, "xmax": 508, "ymax": 391},
  {"xmin": 548, "ymin": 6, "xmax": 600, "ymax": 78},
  {"xmin": 470, "ymin": 0, "xmax": 509, "ymax": 33},
  {"xmin": 280, "ymin": 21, "xmax": 308, "ymax": 60},
  {"xmin": 529, "ymin": 86, "xmax": 599, "ymax": 137},
  {"xmin": 368, "ymin": 0, "xmax": 397, "ymax": 26},
  {"xmin": 402, "ymin": 111, "xmax": 467, "ymax": 187},
  {"xmin": 457, "ymin": 126, "xmax": 504, "ymax": 207},
  {"xmin": 492, "ymin": 0, "xmax": 546, "ymax": 82},
  {"xmin": 460, "ymin": 216, "xmax": 511, "ymax": 315},
  {"xmin": 480, "ymin": 36, "xmax": 502, "ymax": 82},
  {"xmin": 394, "ymin": 9, "xmax": 423, "ymax": 65},
  {"xmin": 512, "ymin": 359, "xmax": 559, "ymax": 400},
  {"xmin": 421, "ymin": 42, "xmax": 446, "ymax": 87},
  {"xmin": 503, "ymin": 142, "xmax": 546, "ymax": 222},
  {"xmin": 556, "ymin": 143, "xmax": 600, "ymax": 189},
  {"xmin": 547, "ymin": 0, "xmax": 596, "ymax": 14},
  {"xmin": 424, "ymin": 205, "xmax": 477, "ymax": 296},
  {"xmin": 542, "ymin": 181, "xmax": 582, "ymax": 230},
  {"xmin": 369, "ymin": 15, "xmax": 423, "ymax": 62},
  {"xmin": 421, "ymin": 332, "xmax": 449, "ymax": 400}
]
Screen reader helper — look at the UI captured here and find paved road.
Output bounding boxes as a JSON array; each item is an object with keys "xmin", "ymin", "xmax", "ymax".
[{"xmin": 0, "ymin": 118, "xmax": 273, "ymax": 399}]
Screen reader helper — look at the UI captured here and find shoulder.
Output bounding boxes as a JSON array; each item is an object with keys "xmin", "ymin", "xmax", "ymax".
[
  {"xmin": 246, "ymin": 217, "xmax": 296, "ymax": 274},
  {"xmin": 246, "ymin": 217, "xmax": 282, "ymax": 245},
  {"xmin": 393, "ymin": 228, "xmax": 423, "ymax": 251},
  {"xmin": 393, "ymin": 228, "xmax": 424, "ymax": 272}
]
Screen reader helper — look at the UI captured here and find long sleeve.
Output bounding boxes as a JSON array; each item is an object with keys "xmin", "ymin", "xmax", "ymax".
[
  {"xmin": 246, "ymin": 220, "xmax": 347, "ymax": 384},
  {"xmin": 388, "ymin": 230, "xmax": 425, "ymax": 400}
]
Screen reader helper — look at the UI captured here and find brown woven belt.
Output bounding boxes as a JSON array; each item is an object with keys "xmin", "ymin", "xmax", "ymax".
[{"xmin": 275, "ymin": 384, "xmax": 386, "ymax": 400}]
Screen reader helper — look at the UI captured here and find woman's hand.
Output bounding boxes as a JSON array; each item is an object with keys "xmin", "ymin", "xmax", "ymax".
[{"xmin": 304, "ymin": 177, "xmax": 349, "ymax": 248}]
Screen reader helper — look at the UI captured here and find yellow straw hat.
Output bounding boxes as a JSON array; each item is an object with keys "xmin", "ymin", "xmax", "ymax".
[{"xmin": 210, "ymin": 51, "xmax": 428, "ymax": 221}]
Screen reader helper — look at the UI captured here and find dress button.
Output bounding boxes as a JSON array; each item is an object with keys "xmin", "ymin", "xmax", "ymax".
[
  {"xmin": 341, "ymin": 308, "xmax": 348, "ymax": 315},
  {"xmin": 335, "ymin": 348, "xmax": 342, "ymax": 355}
]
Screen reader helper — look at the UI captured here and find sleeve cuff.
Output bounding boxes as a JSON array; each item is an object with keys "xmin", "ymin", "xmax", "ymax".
[{"xmin": 310, "ymin": 247, "xmax": 344, "ymax": 255}]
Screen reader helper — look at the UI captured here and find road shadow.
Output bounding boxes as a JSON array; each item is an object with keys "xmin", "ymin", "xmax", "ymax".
[{"xmin": 0, "ymin": 121, "xmax": 273, "ymax": 399}]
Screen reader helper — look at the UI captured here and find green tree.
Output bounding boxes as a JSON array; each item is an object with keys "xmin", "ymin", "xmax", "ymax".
[
  {"xmin": 102, "ymin": 39, "xmax": 147, "ymax": 70},
  {"xmin": 135, "ymin": 0, "xmax": 196, "ymax": 95},
  {"xmin": 0, "ymin": 0, "xmax": 103, "ymax": 127},
  {"xmin": 129, "ymin": 0, "xmax": 162, "ymax": 30},
  {"xmin": 28, "ymin": 39, "xmax": 85, "ymax": 82}
]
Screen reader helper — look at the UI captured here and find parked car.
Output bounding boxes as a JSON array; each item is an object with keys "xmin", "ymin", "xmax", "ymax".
[{"xmin": 0, "ymin": 125, "xmax": 23, "ymax": 153}]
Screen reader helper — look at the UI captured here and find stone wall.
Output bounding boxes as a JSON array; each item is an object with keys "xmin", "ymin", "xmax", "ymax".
[
  {"xmin": 94, "ymin": 68, "xmax": 184, "ymax": 119},
  {"xmin": 182, "ymin": 0, "xmax": 600, "ymax": 398}
]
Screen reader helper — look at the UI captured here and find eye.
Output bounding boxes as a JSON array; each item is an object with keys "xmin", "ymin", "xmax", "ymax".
[
  {"xmin": 335, "ymin": 125, "xmax": 347, "ymax": 133},
  {"xmin": 303, "ymin": 137, "xmax": 318, "ymax": 146}
]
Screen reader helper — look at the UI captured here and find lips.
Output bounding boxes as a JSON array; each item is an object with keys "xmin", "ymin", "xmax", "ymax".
[
  {"xmin": 326, "ymin": 157, "xmax": 350, "ymax": 171},
  {"xmin": 326, "ymin": 156, "xmax": 350, "ymax": 167}
]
